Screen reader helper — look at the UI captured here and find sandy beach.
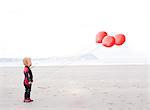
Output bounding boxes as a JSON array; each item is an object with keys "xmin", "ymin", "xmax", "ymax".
[{"xmin": 0, "ymin": 65, "xmax": 150, "ymax": 110}]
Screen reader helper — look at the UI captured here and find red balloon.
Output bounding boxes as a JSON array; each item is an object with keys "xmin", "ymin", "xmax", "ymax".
[
  {"xmin": 102, "ymin": 36, "xmax": 115, "ymax": 47},
  {"xmin": 96, "ymin": 31, "xmax": 107, "ymax": 43},
  {"xmin": 115, "ymin": 34, "xmax": 126, "ymax": 45}
]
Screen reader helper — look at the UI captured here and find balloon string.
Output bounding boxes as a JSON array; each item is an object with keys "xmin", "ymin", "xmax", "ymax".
[
  {"xmin": 32, "ymin": 42, "xmax": 98, "ymax": 75},
  {"xmin": 49, "ymin": 44, "xmax": 99, "ymax": 75}
]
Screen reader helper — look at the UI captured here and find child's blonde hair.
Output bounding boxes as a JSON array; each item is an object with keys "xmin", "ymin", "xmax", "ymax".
[{"xmin": 23, "ymin": 57, "xmax": 31, "ymax": 66}]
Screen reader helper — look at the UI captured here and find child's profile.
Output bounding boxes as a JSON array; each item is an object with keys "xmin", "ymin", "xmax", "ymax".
[{"xmin": 23, "ymin": 57, "xmax": 33, "ymax": 103}]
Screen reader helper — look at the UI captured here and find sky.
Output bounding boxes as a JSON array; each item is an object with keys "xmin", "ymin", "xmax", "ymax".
[{"xmin": 0, "ymin": 0, "xmax": 150, "ymax": 58}]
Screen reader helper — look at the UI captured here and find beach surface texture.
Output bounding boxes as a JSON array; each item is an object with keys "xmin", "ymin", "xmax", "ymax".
[{"xmin": 0, "ymin": 65, "xmax": 150, "ymax": 110}]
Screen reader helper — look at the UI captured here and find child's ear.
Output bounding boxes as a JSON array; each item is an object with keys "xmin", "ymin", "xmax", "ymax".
[
  {"xmin": 27, "ymin": 58, "xmax": 32, "ymax": 67},
  {"xmin": 23, "ymin": 57, "xmax": 31, "ymax": 66}
]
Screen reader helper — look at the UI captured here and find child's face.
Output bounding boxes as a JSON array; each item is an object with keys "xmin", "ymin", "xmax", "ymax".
[{"xmin": 27, "ymin": 58, "xmax": 32, "ymax": 67}]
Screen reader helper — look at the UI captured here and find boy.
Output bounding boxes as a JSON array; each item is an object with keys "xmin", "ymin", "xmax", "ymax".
[{"xmin": 23, "ymin": 57, "xmax": 33, "ymax": 102}]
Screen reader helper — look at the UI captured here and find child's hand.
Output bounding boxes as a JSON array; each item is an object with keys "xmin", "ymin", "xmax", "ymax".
[{"xmin": 28, "ymin": 81, "xmax": 32, "ymax": 84}]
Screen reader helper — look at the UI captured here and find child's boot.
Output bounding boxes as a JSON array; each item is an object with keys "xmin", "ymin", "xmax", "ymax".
[
  {"xmin": 24, "ymin": 99, "xmax": 30, "ymax": 103},
  {"xmin": 29, "ymin": 98, "xmax": 34, "ymax": 102}
]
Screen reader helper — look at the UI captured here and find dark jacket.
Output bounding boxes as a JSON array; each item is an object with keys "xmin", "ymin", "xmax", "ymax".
[{"xmin": 24, "ymin": 66, "xmax": 33, "ymax": 86}]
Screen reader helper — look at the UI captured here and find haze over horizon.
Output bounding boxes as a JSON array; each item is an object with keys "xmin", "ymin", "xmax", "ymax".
[{"xmin": 0, "ymin": 0, "xmax": 150, "ymax": 59}]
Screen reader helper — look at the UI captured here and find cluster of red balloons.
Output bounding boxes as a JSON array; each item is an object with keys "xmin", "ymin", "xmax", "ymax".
[{"xmin": 96, "ymin": 31, "xmax": 126, "ymax": 47}]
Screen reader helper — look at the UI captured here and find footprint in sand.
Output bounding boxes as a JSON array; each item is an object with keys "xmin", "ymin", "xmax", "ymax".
[
  {"xmin": 42, "ymin": 106, "xmax": 48, "ymax": 108},
  {"xmin": 8, "ymin": 92, "xmax": 12, "ymax": 94},
  {"xmin": 108, "ymin": 107, "xmax": 113, "ymax": 110},
  {"xmin": 53, "ymin": 94, "xmax": 57, "ymax": 96},
  {"xmin": 103, "ymin": 92, "xmax": 109, "ymax": 95},
  {"xmin": 107, "ymin": 102, "xmax": 114, "ymax": 106}
]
